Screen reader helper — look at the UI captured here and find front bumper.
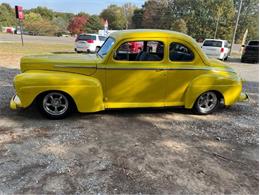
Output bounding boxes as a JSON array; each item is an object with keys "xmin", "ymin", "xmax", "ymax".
[
  {"xmin": 10, "ymin": 95, "xmax": 22, "ymax": 110},
  {"xmin": 239, "ymin": 92, "xmax": 249, "ymax": 102}
]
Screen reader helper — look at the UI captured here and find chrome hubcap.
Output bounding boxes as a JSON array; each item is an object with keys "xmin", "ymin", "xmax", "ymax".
[
  {"xmin": 43, "ymin": 93, "xmax": 68, "ymax": 116},
  {"xmin": 197, "ymin": 92, "xmax": 218, "ymax": 113}
]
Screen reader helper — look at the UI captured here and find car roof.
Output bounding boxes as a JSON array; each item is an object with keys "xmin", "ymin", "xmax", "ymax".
[
  {"xmin": 203, "ymin": 39, "xmax": 227, "ymax": 42},
  {"xmin": 79, "ymin": 34, "xmax": 98, "ymax": 36},
  {"xmin": 109, "ymin": 29, "xmax": 196, "ymax": 43}
]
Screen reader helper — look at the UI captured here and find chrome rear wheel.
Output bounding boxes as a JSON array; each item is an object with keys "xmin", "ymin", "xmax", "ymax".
[{"xmin": 194, "ymin": 91, "xmax": 220, "ymax": 114}]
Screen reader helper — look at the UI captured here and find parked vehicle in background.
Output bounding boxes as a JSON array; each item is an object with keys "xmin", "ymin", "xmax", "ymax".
[
  {"xmin": 201, "ymin": 39, "xmax": 230, "ymax": 61},
  {"xmin": 241, "ymin": 40, "xmax": 259, "ymax": 63},
  {"xmin": 75, "ymin": 34, "xmax": 107, "ymax": 53}
]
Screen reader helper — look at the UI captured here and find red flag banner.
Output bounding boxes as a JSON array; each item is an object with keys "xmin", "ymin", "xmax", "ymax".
[{"xmin": 15, "ymin": 6, "xmax": 24, "ymax": 20}]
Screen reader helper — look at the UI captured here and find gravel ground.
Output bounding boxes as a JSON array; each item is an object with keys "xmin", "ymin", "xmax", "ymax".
[{"xmin": 0, "ymin": 59, "xmax": 258, "ymax": 194}]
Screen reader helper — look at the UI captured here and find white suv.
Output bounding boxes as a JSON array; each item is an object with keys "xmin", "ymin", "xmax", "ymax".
[
  {"xmin": 201, "ymin": 39, "xmax": 230, "ymax": 61},
  {"xmin": 75, "ymin": 34, "xmax": 107, "ymax": 53}
]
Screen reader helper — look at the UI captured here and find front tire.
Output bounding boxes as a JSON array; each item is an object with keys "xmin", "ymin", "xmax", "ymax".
[
  {"xmin": 38, "ymin": 92, "xmax": 72, "ymax": 119},
  {"xmin": 193, "ymin": 91, "xmax": 220, "ymax": 115}
]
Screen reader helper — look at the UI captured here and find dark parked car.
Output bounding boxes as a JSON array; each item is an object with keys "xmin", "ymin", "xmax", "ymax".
[{"xmin": 241, "ymin": 40, "xmax": 259, "ymax": 63}]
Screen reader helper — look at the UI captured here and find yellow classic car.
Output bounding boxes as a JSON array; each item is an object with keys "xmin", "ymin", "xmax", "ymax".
[{"xmin": 10, "ymin": 30, "xmax": 248, "ymax": 119}]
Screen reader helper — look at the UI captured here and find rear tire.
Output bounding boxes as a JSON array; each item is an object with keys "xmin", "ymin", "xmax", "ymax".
[
  {"xmin": 193, "ymin": 91, "xmax": 220, "ymax": 115},
  {"xmin": 37, "ymin": 92, "xmax": 72, "ymax": 119}
]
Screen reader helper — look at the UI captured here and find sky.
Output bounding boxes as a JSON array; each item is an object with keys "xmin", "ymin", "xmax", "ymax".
[{"xmin": 0, "ymin": 0, "xmax": 145, "ymax": 14}]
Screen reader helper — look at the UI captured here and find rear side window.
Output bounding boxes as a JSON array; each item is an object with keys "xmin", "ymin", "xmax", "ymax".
[
  {"xmin": 224, "ymin": 42, "xmax": 228, "ymax": 48},
  {"xmin": 78, "ymin": 35, "xmax": 96, "ymax": 41},
  {"xmin": 203, "ymin": 40, "xmax": 222, "ymax": 47},
  {"xmin": 169, "ymin": 42, "xmax": 194, "ymax": 62},
  {"xmin": 114, "ymin": 41, "xmax": 164, "ymax": 61},
  {"xmin": 248, "ymin": 41, "xmax": 259, "ymax": 46},
  {"xmin": 99, "ymin": 36, "xmax": 107, "ymax": 41}
]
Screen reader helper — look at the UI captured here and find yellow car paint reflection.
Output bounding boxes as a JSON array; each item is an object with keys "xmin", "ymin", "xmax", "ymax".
[{"xmin": 10, "ymin": 30, "xmax": 248, "ymax": 117}]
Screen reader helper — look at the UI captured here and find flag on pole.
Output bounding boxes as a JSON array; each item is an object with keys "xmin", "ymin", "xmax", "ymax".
[{"xmin": 104, "ymin": 19, "xmax": 108, "ymax": 36}]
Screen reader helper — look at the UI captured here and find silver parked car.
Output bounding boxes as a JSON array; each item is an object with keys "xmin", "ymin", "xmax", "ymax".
[
  {"xmin": 201, "ymin": 39, "xmax": 230, "ymax": 61},
  {"xmin": 75, "ymin": 34, "xmax": 107, "ymax": 53}
]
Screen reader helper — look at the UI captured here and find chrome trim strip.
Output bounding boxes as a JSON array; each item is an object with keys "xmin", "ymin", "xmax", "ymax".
[
  {"xmin": 54, "ymin": 65, "xmax": 235, "ymax": 73},
  {"xmin": 54, "ymin": 65, "xmax": 96, "ymax": 68},
  {"xmin": 98, "ymin": 67, "xmax": 235, "ymax": 72}
]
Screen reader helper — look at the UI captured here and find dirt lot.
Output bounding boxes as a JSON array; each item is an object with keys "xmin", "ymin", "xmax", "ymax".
[{"xmin": 0, "ymin": 35, "xmax": 259, "ymax": 194}]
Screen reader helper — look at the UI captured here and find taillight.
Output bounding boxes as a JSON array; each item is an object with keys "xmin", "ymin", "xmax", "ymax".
[
  {"xmin": 220, "ymin": 48, "xmax": 224, "ymax": 53},
  {"xmin": 87, "ymin": 39, "xmax": 94, "ymax": 43}
]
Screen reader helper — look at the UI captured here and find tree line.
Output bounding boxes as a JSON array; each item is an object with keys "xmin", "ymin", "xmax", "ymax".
[{"xmin": 0, "ymin": 0, "xmax": 258, "ymax": 42}]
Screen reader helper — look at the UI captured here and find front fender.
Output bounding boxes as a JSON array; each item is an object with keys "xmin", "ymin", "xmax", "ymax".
[
  {"xmin": 14, "ymin": 70, "xmax": 104, "ymax": 112},
  {"xmin": 184, "ymin": 72, "xmax": 242, "ymax": 109}
]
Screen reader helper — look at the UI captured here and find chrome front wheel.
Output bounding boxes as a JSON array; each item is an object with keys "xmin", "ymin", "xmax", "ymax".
[{"xmin": 40, "ymin": 92, "xmax": 71, "ymax": 119}]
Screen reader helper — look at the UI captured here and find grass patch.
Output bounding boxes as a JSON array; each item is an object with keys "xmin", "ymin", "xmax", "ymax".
[{"xmin": 0, "ymin": 42, "xmax": 74, "ymax": 68}]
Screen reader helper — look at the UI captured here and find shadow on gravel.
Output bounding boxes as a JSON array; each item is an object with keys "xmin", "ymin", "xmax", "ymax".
[
  {"xmin": 0, "ymin": 66, "xmax": 258, "ymax": 194},
  {"xmin": 0, "ymin": 66, "xmax": 20, "ymax": 85},
  {"xmin": 227, "ymin": 57, "xmax": 241, "ymax": 63},
  {"xmin": 227, "ymin": 56, "xmax": 259, "ymax": 64}
]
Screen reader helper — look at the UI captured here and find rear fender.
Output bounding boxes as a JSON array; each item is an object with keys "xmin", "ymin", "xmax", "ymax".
[
  {"xmin": 14, "ymin": 70, "xmax": 104, "ymax": 112},
  {"xmin": 184, "ymin": 73, "xmax": 242, "ymax": 108}
]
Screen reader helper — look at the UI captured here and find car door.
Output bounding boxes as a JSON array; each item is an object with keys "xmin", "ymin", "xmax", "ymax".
[
  {"xmin": 105, "ymin": 39, "xmax": 167, "ymax": 108},
  {"xmin": 165, "ymin": 40, "xmax": 208, "ymax": 106}
]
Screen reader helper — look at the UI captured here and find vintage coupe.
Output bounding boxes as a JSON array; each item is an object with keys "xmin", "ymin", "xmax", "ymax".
[{"xmin": 10, "ymin": 30, "xmax": 248, "ymax": 119}]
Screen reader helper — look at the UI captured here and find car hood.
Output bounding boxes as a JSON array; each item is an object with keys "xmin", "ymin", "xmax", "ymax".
[
  {"xmin": 207, "ymin": 58, "xmax": 236, "ymax": 73},
  {"xmin": 20, "ymin": 54, "xmax": 101, "ymax": 75}
]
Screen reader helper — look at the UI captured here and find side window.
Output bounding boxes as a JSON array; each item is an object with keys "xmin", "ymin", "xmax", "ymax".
[
  {"xmin": 224, "ymin": 42, "xmax": 228, "ymax": 48},
  {"xmin": 114, "ymin": 41, "xmax": 164, "ymax": 61},
  {"xmin": 99, "ymin": 36, "xmax": 106, "ymax": 41},
  {"xmin": 169, "ymin": 42, "xmax": 194, "ymax": 62}
]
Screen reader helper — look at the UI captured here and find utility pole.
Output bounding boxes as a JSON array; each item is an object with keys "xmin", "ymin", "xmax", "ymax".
[
  {"xmin": 214, "ymin": 14, "xmax": 220, "ymax": 39},
  {"xmin": 230, "ymin": 0, "xmax": 243, "ymax": 53}
]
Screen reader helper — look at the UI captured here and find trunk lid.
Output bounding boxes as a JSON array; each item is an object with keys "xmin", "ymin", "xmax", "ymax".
[
  {"xmin": 207, "ymin": 58, "xmax": 235, "ymax": 73},
  {"xmin": 20, "ymin": 54, "xmax": 100, "ymax": 75}
]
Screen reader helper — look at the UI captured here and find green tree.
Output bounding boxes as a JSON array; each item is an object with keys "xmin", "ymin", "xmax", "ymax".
[
  {"xmin": 132, "ymin": 8, "xmax": 144, "ymax": 28},
  {"xmin": 24, "ymin": 12, "xmax": 57, "ymax": 35},
  {"xmin": 141, "ymin": 0, "xmax": 167, "ymax": 29},
  {"xmin": 122, "ymin": 3, "xmax": 137, "ymax": 29},
  {"xmin": 233, "ymin": 0, "xmax": 259, "ymax": 42},
  {"xmin": 84, "ymin": 15, "xmax": 102, "ymax": 33},
  {"xmin": 28, "ymin": 6, "xmax": 55, "ymax": 20},
  {"xmin": 0, "ymin": 3, "xmax": 16, "ymax": 28},
  {"xmin": 100, "ymin": 4, "xmax": 126, "ymax": 30},
  {"xmin": 170, "ymin": 19, "xmax": 188, "ymax": 33},
  {"xmin": 52, "ymin": 16, "xmax": 68, "ymax": 33}
]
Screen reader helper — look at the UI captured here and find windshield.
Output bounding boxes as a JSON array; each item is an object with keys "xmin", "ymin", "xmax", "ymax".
[
  {"xmin": 97, "ymin": 37, "xmax": 115, "ymax": 58},
  {"xmin": 203, "ymin": 40, "xmax": 222, "ymax": 47},
  {"xmin": 78, "ymin": 35, "xmax": 96, "ymax": 41},
  {"xmin": 248, "ymin": 41, "xmax": 259, "ymax": 46}
]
